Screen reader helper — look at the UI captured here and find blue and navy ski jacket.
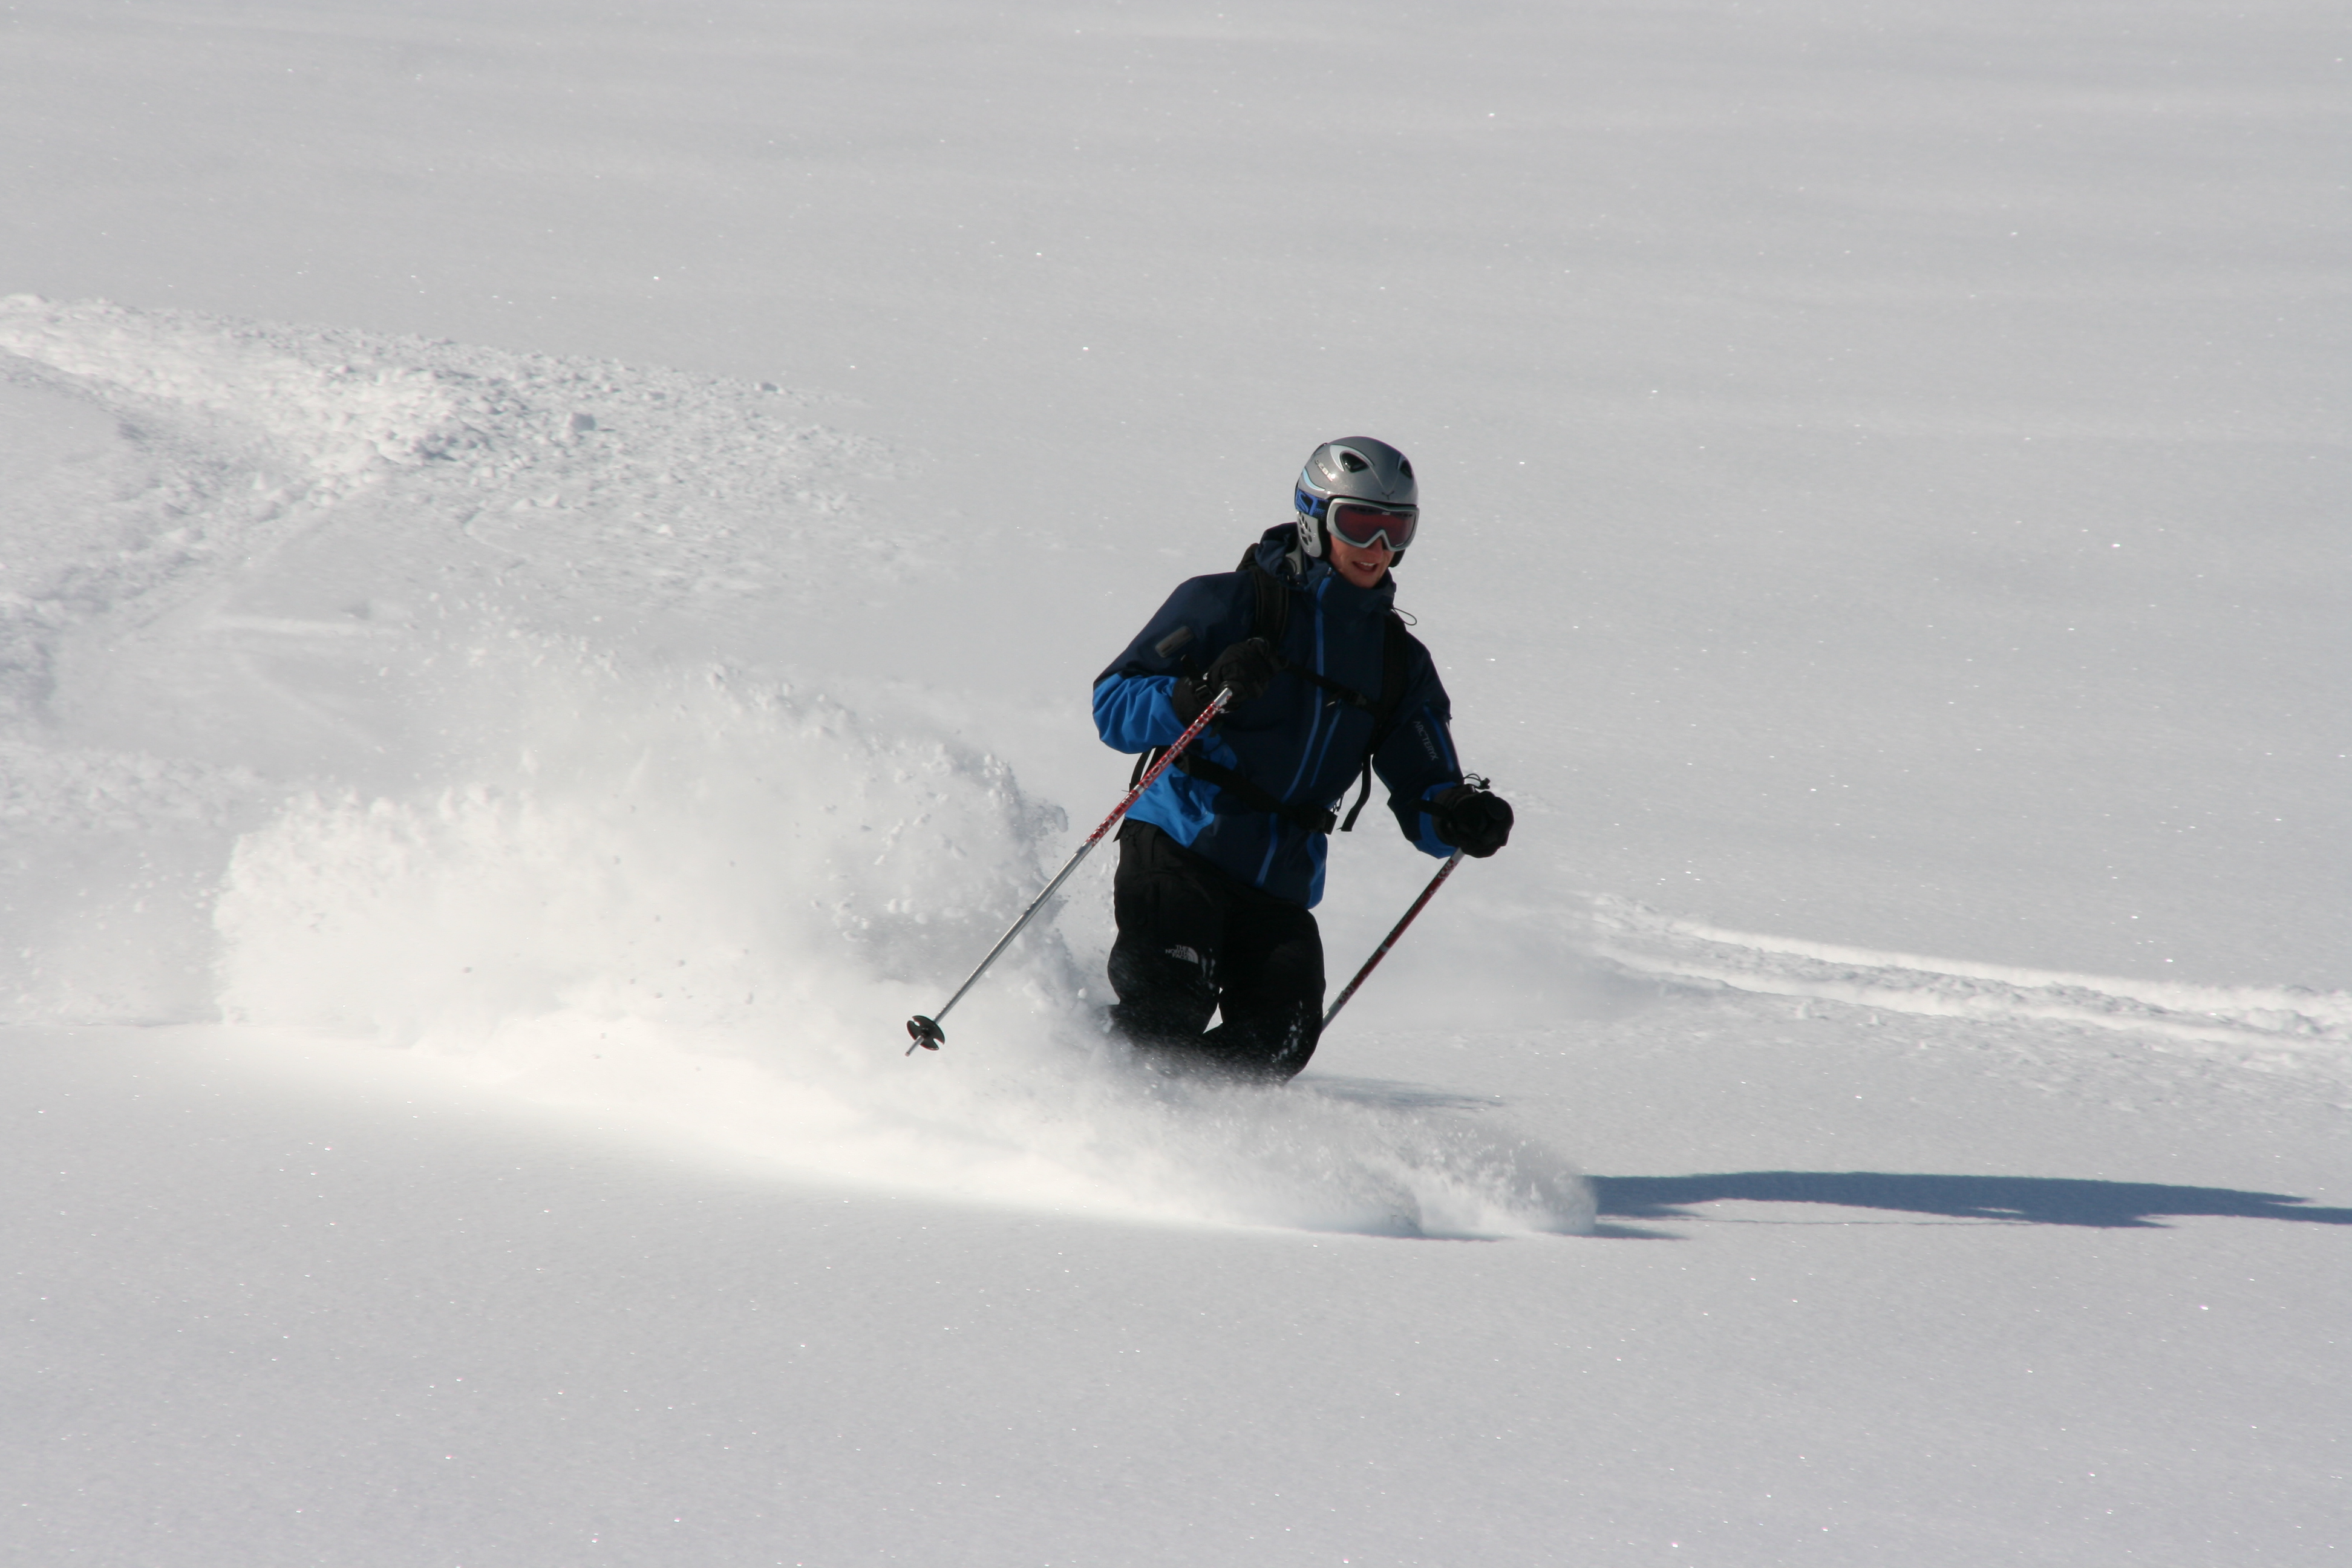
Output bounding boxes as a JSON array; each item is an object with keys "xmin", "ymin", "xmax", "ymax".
[{"xmin": 1093, "ymin": 525, "xmax": 1465, "ymax": 908}]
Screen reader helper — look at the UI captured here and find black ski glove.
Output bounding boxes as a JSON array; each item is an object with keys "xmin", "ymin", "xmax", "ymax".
[
  {"xmin": 1430, "ymin": 783, "xmax": 1514, "ymax": 858},
  {"xmin": 1172, "ymin": 637, "xmax": 1282, "ymax": 725}
]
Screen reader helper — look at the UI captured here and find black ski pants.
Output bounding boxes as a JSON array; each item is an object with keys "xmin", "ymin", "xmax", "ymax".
[{"xmin": 1106, "ymin": 820, "xmax": 1324, "ymax": 1080}]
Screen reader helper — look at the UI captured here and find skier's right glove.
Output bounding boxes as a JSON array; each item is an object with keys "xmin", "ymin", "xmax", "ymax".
[
  {"xmin": 1172, "ymin": 638, "xmax": 1282, "ymax": 725},
  {"xmin": 1430, "ymin": 783, "xmax": 1514, "ymax": 858}
]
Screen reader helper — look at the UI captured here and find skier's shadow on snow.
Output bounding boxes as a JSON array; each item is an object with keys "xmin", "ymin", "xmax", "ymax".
[{"xmin": 1590, "ymin": 1172, "xmax": 2352, "ymax": 1232}]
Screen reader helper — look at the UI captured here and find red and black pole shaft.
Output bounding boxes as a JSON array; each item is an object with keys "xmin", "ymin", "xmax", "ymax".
[
  {"xmin": 906, "ymin": 687, "xmax": 1233, "ymax": 1054},
  {"xmin": 1321, "ymin": 773, "xmax": 1492, "ymax": 1032},
  {"xmin": 1321, "ymin": 849, "xmax": 1463, "ymax": 1031}
]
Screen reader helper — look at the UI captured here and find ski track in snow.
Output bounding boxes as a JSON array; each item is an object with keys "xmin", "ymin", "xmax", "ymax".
[
  {"xmin": 3, "ymin": 299, "xmax": 1593, "ymax": 1239},
  {"xmin": 1587, "ymin": 895, "xmax": 2352, "ymax": 1098}
]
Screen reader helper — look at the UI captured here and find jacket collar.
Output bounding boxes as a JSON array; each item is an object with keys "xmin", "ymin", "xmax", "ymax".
[{"xmin": 1253, "ymin": 523, "xmax": 1396, "ymax": 619}]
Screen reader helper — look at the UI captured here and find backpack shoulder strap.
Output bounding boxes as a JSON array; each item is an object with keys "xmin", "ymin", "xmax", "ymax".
[
  {"xmin": 1131, "ymin": 548, "xmax": 1289, "ymax": 789},
  {"xmin": 1238, "ymin": 547, "xmax": 1290, "ymax": 647},
  {"xmin": 1379, "ymin": 611, "xmax": 1412, "ymax": 722},
  {"xmin": 1338, "ymin": 611, "xmax": 1416, "ymax": 832}
]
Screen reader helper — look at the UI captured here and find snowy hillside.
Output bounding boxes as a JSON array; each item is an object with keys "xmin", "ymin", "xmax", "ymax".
[{"xmin": 5, "ymin": 2, "xmax": 2348, "ymax": 1563}]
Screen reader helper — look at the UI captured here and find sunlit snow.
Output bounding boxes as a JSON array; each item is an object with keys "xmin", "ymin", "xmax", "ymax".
[{"xmin": 4, "ymin": 2, "xmax": 2346, "ymax": 1563}]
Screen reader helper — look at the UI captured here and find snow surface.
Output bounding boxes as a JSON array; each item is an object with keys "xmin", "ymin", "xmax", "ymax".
[{"xmin": 4, "ymin": 2, "xmax": 2347, "ymax": 1563}]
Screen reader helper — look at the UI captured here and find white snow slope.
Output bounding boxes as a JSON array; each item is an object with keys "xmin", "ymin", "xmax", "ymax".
[{"xmin": 3, "ymin": 3, "xmax": 2347, "ymax": 1564}]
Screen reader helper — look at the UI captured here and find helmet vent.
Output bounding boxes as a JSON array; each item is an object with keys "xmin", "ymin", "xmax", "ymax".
[
  {"xmin": 1338, "ymin": 451, "xmax": 1368, "ymax": 473},
  {"xmin": 1398, "ymin": 459, "xmax": 1413, "ymax": 477}
]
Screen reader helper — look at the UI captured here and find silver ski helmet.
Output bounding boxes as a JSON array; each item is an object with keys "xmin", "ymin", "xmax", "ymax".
[{"xmin": 1294, "ymin": 437, "xmax": 1419, "ymax": 564}]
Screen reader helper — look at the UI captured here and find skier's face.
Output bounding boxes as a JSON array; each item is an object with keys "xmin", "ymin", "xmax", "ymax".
[{"xmin": 1328, "ymin": 534, "xmax": 1393, "ymax": 589}]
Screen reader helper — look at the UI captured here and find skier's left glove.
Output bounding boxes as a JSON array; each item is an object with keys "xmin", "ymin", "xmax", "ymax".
[{"xmin": 1430, "ymin": 784, "xmax": 1514, "ymax": 857}]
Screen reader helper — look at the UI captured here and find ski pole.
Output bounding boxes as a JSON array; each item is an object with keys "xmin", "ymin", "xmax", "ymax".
[
  {"xmin": 1321, "ymin": 849, "xmax": 1464, "ymax": 1032},
  {"xmin": 906, "ymin": 687, "xmax": 1233, "ymax": 1054},
  {"xmin": 1321, "ymin": 771, "xmax": 1495, "ymax": 1032}
]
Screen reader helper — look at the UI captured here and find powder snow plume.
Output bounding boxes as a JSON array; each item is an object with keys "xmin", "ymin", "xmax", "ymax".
[
  {"xmin": 0, "ymin": 296, "xmax": 1589, "ymax": 1236},
  {"xmin": 212, "ymin": 652, "xmax": 1593, "ymax": 1238}
]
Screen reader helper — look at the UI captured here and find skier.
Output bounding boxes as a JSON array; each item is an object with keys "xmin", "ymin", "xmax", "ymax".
[{"xmin": 1091, "ymin": 437, "xmax": 1515, "ymax": 1080}]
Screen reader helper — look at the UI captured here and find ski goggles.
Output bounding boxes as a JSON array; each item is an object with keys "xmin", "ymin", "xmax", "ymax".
[{"xmin": 1318, "ymin": 497, "xmax": 1419, "ymax": 552}]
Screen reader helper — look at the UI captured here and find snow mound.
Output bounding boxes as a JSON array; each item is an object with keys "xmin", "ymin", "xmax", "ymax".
[
  {"xmin": 214, "ymin": 653, "xmax": 1593, "ymax": 1239},
  {"xmin": 1, "ymin": 294, "xmax": 459, "ymax": 480},
  {"xmin": 0, "ymin": 299, "xmax": 904, "ymax": 1017},
  {"xmin": 0, "ymin": 296, "xmax": 902, "ymax": 633}
]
